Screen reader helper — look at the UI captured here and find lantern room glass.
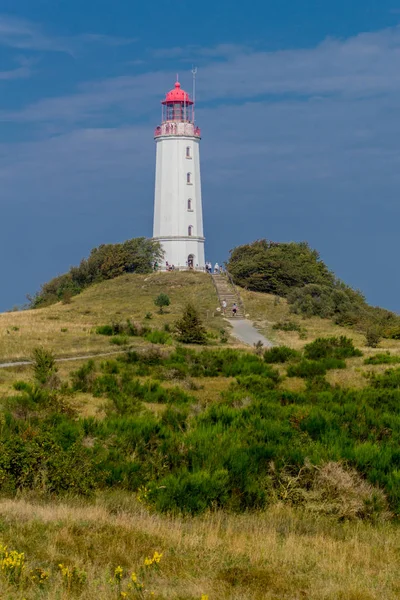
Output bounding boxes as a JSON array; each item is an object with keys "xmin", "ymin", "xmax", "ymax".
[{"xmin": 163, "ymin": 102, "xmax": 193, "ymax": 123}]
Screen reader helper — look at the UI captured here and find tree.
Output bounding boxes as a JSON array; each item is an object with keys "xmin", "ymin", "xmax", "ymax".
[
  {"xmin": 365, "ymin": 328, "xmax": 381, "ymax": 348},
  {"xmin": 31, "ymin": 237, "xmax": 164, "ymax": 308},
  {"xmin": 154, "ymin": 293, "xmax": 171, "ymax": 314},
  {"xmin": 227, "ymin": 239, "xmax": 335, "ymax": 297},
  {"xmin": 175, "ymin": 303, "xmax": 207, "ymax": 344}
]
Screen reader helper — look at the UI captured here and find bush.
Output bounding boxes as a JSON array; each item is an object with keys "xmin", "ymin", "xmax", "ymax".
[
  {"xmin": 287, "ymin": 358, "xmax": 345, "ymax": 378},
  {"xmin": 175, "ymin": 303, "xmax": 207, "ymax": 344},
  {"xmin": 31, "ymin": 347, "xmax": 58, "ymax": 387},
  {"xmin": 145, "ymin": 330, "xmax": 171, "ymax": 345},
  {"xmin": 151, "ymin": 469, "xmax": 230, "ymax": 514},
  {"xmin": 71, "ymin": 360, "xmax": 97, "ymax": 392},
  {"xmin": 264, "ymin": 346, "xmax": 300, "ymax": 364},
  {"xmin": 272, "ymin": 321, "xmax": 302, "ymax": 332},
  {"xmin": 110, "ymin": 335, "xmax": 129, "ymax": 346},
  {"xmin": 30, "ymin": 237, "xmax": 163, "ymax": 307},
  {"xmin": 154, "ymin": 293, "xmax": 170, "ymax": 314},
  {"xmin": 96, "ymin": 321, "xmax": 140, "ymax": 337},
  {"xmin": 368, "ymin": 368, "xmax": 400, "ymax": 389},
  {"xmin": 365, "ymin": 328, "xmax": 381, "ymax": 348},
  {"xmin": 227, "ymin": 239, "xmax": 334, "ymax": 296},
  {"xmin": 275, "ymin": 461, "xmax": 389, "ymax": 521},
  {"xmin": 96, "ymin": 325, "xmax": 114, "ymax": 336},
  {"xmin": 364, "ymin": 353, "xmax": 400, "ymax": 365},
  {"xmin": 304, "ymin": 336, "xmax": 362, "ymax": 360}
]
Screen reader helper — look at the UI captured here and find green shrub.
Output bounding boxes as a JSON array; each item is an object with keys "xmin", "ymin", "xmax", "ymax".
[
  {"xmin": 145, "ymin": 329, "xmax": 172, "ymax": 345},
  {"xmin": 272, "ymin": 321, "xmax": 302, "ymax": 332},
  {"xmin": 151, "ymin": 469, "xmax": 230, "ymax": 514},
  {"xmin": 368, "ymin": 368, "xmax": 400, "ymax": 389},
  {"xmin": 30, "ymin": 237, "xmax": 163, "ymax": 308},
  {"xmin": 264, "ymin": 346, "xmax": 300, "ymax": 363},
  {"xmin": 364, "ymin": 353, "xmax": 400, "ymax": 365},
  {"xmin": 304, "ymin": 336, "xmax": 362, "ymax": 360},
  {"xmin": 110, "ymin": 335, "xmax": 129, "ymax": 346},
  {"xmin": 227, "ymin": 239, "xmax": 334, "ymax": 296},
  {"xmin": 287, "ymin": 358, "xmax": 345, "ymax": 378},
  {"xmin": 96, "ymin": 325, "xmax": 114, "ymax": 336},
  {"xmin": 71, "ymin": 360, "xmax": 96, "ymax": 392},
  {"xmin": 154, "ymin": 292, "xmax": 170, "ymax": 314},
  {"xmin": 31, "ymin": 347, "xmax": 58, "ymax": 386},
  {"xmin": 365, "ymin": 328, "xmax": 381, "ymax": 348},
  {"xmin": 175, "ymin": 303, "xmax": 207, "ymax": 344}
]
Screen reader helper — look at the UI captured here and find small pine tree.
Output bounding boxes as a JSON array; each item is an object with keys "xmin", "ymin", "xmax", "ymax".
[
  {"xmin": 154, "ymin": 293, "xmax": 170, "ymax": 314},
  {"xmin": 31, "ymin": 347, "xmax": 58, "ymax": 387},
  {"xmin": 175, "ymin": 303, "xmax": 207, "ymax": 344}
]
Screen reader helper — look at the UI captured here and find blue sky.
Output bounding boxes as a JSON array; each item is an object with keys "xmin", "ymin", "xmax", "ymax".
[{"xmin": 1, "ymin": 0, "xmax": 400, "ymax": 311}]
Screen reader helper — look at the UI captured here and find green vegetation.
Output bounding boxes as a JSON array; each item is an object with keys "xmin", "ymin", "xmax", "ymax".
[
  {"xmin": 365, "ymin": 328, "xmax": 382, "ymax": 348},
  {"xmin": 175, "ymin": 303, "xmax": 207, "ymax": 344},
  {"xmin": 0, "ymin": 272, "xmax": 224, "ymax": 363},
  {"xmin": 1, "ymin": 339, "xmax": 399, "ymax": 521},
  {"xmin": 154, "ymin": 292, "xmax": 170, "ymax": 314},
  {"xmin": 228, "ymin": 239, "xmax": 400, "ymax": 334},
  {"xmin": 364, "ymin": 353, "xmax": 400, "ymax": 365},
  {"xmin": 263, "ymin": 345, "xmax": 300, "ymax": 363},
  {"xmin": 303, "ymin": 336, "xmax": 362, "ymax": 360},
  {"xmin": 227, "ymin": 239, "xmax": 334, "ymax": 296},
  {"xmin": 31, "ymin": 237, "xmax": 163, "ymax": 307}
]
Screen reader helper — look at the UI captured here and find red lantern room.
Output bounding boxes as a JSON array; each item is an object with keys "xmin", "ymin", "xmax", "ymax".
[{"xmin": 162, "ymin": 80, "xmax": 194, "ymax": 123}]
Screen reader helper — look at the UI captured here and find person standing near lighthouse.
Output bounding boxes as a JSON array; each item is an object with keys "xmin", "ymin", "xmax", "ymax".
[{"xmin": 152, "ymin": 75, "xmax": 205, "ymax": 270}]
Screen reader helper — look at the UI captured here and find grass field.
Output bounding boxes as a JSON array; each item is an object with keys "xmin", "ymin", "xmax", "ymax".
[
  {"xmin": 0, "ymin": 272, "xmax": 223, "ymax": 362},
  {"xmin": 1, "ymin": 271, "xmax": 400, "ymax": 393},
  {"xmin": 0, "ymin": 496, "xmax": 398, "ymax": 600},
  {"xmin": 0, "ymin": 274, "xmax": 400, "ymax": 599},
  {"xmin": 239, "ymin": 287, "xmax": 400, "ymax": 388}
]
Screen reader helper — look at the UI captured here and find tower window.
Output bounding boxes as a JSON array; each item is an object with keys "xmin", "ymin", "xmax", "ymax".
[
  {"xmin": 188, "ymin": 225, "xmax": 193, "ymax": 236},
  {"xmin": 187, "ymin": 198, "xmax": 192, "ymax": 210},
  {"xmin": 186, "ymin": 146, "xmax": 191, "ymax": 158},
  {"xmin": 187, "ymin": 172, "xmax": 192, "ymax": 184}
]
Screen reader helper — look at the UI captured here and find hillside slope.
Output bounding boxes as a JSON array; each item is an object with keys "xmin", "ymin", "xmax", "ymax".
[{"xmin": 0, "ymin": 272, "xmax": 221, "ymax": 361}]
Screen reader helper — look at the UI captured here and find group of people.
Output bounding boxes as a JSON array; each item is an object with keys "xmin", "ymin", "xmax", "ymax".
[
  {"xmin": 221, "ymin": 299, "xmax": 238, "ymax": 317},
  {"xmin": 206, "ymin": 261, "xmax": 223, "ymax": 274}
]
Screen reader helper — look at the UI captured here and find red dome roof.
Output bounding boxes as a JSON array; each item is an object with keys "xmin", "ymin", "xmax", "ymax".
[{"xmin": 162, "ymin": 81, "xmax": 193, "ymax": 105}]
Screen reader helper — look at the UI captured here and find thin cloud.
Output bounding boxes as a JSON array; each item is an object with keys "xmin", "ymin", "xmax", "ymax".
[
  {"xmin": 0, "ymin": 14, "xmax": 136, "ymax": 54},
  {"xmin": 4, "ymin": 25, "xmax": 400, "ymax": 125},
  {"xmin": 0, "ymin": 65, "xmax": 31, "ymax": 80},
  {"xmin": 79, "ymin": 33, "xmax": 137, "ymax": 46},
  {"xmin": 0, "ymin": 14, "xmax": 72, "ymax": 52}
]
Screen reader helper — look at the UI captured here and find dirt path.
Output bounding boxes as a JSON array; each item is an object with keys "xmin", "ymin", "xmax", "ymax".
[
  {"xmin": 226, "ymin": 318, "xmax": 273, "ymax": 348},
  {"xmin": 0, "ymin": 350, "xmax": 126, "ymax": 370}
]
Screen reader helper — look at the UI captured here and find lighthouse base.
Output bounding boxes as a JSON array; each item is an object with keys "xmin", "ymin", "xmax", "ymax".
[{"xmin": 154, "ymin": 236, "xmax": 205, "ymax": 270}]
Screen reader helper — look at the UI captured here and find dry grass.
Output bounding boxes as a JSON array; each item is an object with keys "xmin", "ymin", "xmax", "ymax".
[
  {"xmin": 0, "ymin": 496, "xmax": 398, "ymax": 599},
  {"xmin": 241, "ymin": 287, "xmax": 400, "ymax": 388},
  {"xmin": 0, "ymin": 272, "xmax": 224, "ymax": 362}
]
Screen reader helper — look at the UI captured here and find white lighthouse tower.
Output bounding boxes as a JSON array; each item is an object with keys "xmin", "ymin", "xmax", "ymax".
[{"xmin": 153, "ymin": 77, "xmax": 205, "ymax": 270}]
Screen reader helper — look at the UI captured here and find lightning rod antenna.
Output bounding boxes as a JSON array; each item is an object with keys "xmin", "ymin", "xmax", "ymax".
[{"xmin": 192, "ymin": 66, "xmax": 197, "ymax": 124}]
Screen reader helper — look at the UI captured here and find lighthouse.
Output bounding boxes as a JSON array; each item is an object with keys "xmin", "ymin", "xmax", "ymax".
[{"xmin": 153, "ymin": 78, "xmax": 205, "ymax": 270}]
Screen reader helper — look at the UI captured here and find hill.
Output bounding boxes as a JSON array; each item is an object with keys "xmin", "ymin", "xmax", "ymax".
[
  {"xmin": 0, "ymin": 271, "xmax": 222, "ymax": 363},
  {"xmin": 227, "ymin": 239, "xmax": 400, "ymax": 336},
  {"xmin": 0, "ymin": 270, "xmax": 399, "ymax": 599}
]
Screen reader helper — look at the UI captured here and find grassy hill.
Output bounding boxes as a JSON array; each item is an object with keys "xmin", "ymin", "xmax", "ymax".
[
  {"xmin": 0, "ymin": 272, "xmax": 222, "ymax": 362},
  {"xmin": 0, "ymin": 271, "xmax": 400, "ymax": 599}
]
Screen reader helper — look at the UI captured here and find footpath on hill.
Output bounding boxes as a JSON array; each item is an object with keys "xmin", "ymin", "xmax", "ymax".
[
  {"xmin": 0, "ymin": 350, "xmax": 126, "ymax": 369},
  {"xmin": 226, "ymin": 317, "xmax": 273, "ymax": 348}
]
